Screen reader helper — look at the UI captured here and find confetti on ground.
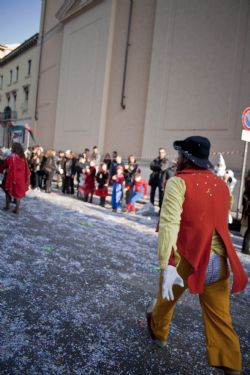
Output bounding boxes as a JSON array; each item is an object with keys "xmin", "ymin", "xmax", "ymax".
[
  {"xmin": 79, "ymin": 221, "xmax": 93, "ymax": 227},
  {"xmin": 42, "ymin": 245, "xmax": 54, "ymax": 253},
  {"xmin": 0, "ymin": 189, "xmax": 249, "ymax": 374},
  {"xmin": 137, "ymin": 319, "xmax": 146, "ymax": 327}
]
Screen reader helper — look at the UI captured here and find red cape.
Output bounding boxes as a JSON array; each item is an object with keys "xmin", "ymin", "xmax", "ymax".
[{"xmin": 0, "ymin": 154, "xmax": 30, "ymax": 199}]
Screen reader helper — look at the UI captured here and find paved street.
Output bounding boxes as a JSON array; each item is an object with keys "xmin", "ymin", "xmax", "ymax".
[{"xmin": 0, "ymin": 189, "xmax": 249, "ymax": 375}]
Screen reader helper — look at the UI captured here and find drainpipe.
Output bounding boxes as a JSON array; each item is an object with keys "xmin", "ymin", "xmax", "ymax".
[
  {"xmin": 34, "ymin": 0, "xmax": 47, "ymax": 122},
  {"xmin": 120, "ymin": 0, "xmax": 134, "ymax": 110}
]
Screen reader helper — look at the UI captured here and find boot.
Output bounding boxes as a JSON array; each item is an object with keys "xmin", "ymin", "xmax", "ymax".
[
  {"xmin": 218, "ymin": 367, "xmax": 241, "ymax": 375},
  {"xmin": 3, "ymin": 193, "xmax": 11, "ymax": 210},
  {"xmin": 13, "ymin": 199, "xmax": 20, "ymax": 214},
  {"xmin": 100, "ymin": 197, "xmax": 105, "ymax": 207},
  {"xmin": 146, "ymin": 299, "xmax": 167, "ymax": 348},
  {"xmin": 242, "ymin": 229, "xmax": 250, "ymax": 254}
]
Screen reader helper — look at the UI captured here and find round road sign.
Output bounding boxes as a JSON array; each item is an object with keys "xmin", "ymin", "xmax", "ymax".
[{"xmin": 242, "ymin": 107, "xmax": 250, "ymax": 130}]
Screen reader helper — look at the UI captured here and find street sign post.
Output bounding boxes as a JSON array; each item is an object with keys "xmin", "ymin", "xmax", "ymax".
[{"xmin": 237, "ymin": 107, "xmax": 250, "ymax": 218}]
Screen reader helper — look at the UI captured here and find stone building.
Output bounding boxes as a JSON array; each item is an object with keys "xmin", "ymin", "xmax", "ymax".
[
  {"xmin": 34, "ymin": 0, "xmax": 250, "ymax": 169},
  {"xmin": 0, "ymin": 34, "xmax": 39, "ymax": 146}
]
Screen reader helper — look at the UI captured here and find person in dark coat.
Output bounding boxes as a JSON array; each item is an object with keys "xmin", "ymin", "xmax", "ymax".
[
  {"xmin": 103, "ymin": 153, "xmax": 111, "ymax": 171},
  {"xmin": 42, "ymin": 149, "xmax": 56, "ymax": 193},
  {"xmin": 55, "ymin": 151, "xmax": 65, "ymax": 189},
  {"xmin": 149, "ymin": 148, "xmax": 169, "ymax": 209},
  {"xmin": 242, "ymin": 170, "xmax": 250, "ymax": 254},
  {"xmin": 75, "ymin": 153, "xmax": 87, "ymax": 188},
  {"xmin": 95, "ymin": 162, "xmax": 109, "ymax": 207},
  {"xmin": 30, "ymin": 146, "xmax": 44, "ymax": 190},
  {"xmin": 62, "ymin": 150, "xmax": 76, "ymax": 194}
]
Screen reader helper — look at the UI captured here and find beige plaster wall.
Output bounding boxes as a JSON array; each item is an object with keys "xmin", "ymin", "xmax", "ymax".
[
  {"xmin": 43, "ymin": 0, "xmax": 63, "ymax": 33},
  {"xmin": 142, "ymin": 0, "xmax": 250, "ymax": 170},
  {"xmin": 35, "ymin": 0, "xmax": 64, "ymax": 148},
  {"xmin": 104, "ymin": 0, "xmax": 156, "ymax": 158},
  {"xmin": 54, "ymin": 0, "xmax": 116, "ymax": 153}
]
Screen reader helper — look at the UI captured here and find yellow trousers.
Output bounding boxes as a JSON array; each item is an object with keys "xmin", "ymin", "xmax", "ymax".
[{"xmin": 151, "ymin": 256, "xmax": 242, "ymax": 371}]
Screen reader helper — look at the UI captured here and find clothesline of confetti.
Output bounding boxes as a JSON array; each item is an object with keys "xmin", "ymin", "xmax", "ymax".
[
  {"xmin": 134, "ymin": 150, "xmax": 243, "ymax": 162},
  {"xmin": 211, "ymin": 150, "xmax": 243, "ymax": 156}
]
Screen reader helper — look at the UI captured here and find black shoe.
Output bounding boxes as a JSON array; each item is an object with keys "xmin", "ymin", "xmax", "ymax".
[
  {"xmin": 146, "ymin": 300, "xmax": 167, "ymax": 348},
  {"xmin": 223, "ymin": 370, "xmax": 241, "ymax": 375}
]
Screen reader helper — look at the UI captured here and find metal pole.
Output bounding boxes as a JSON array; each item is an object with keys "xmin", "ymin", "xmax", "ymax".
[
  {"xmin": 120, "ymin": 0, "xmax": 134, "ymax": 110},
  {"xmin": 237, "ymin": 141, "xmax": 248, "ymax": 219}
]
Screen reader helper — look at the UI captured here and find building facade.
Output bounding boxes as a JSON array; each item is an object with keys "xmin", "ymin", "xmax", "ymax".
[
  {"xmin": 35, "ymin": 0, "xmax": 250, "ymax": 169},
  {"xmin": 0, "ymin": 34, "xmax": 39, "ymax": 146}
]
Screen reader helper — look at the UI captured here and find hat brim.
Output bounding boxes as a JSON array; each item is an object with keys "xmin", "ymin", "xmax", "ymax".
[{"xmin": 174, "ymin": 141, "xmax": 213, "ymax": 169}]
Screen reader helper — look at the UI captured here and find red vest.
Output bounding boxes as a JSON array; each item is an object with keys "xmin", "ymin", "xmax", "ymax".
[{"xmin": 175, "ymin": 168, "xmax": 248, "ymax": 294}]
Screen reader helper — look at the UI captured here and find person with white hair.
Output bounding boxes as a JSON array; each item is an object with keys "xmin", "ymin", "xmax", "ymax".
[
  {"xmin": 224, "ymin": 169, "xmax": 237, "ymax": 193},
  {"xmin": 214, "ymin": 152, "xmax": 226, "ymax": 178}
]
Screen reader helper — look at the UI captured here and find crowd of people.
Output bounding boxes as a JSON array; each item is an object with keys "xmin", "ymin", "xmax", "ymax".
[
  {"xmin": 0, "ymin": 144, "xmax": 152, "ymax": 214},
  {"xmin": 25, "ymin": 145, "xmax": 150, "ymax": 213},
  {"xmin": 0, "ymin": 141, "xmax": 249, "ymax": 254}
]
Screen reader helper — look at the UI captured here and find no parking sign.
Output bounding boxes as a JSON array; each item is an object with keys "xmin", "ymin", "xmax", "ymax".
[{"xmin": 242, "ymin": 107, "xmax": 250, "ymax": 130}]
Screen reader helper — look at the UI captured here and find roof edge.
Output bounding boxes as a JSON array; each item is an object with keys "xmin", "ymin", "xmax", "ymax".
[{"xmin": 0, "ymin": 33, "xmax": 39, "ymax": 67}]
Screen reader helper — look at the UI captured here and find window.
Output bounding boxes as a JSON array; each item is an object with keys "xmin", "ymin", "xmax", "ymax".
[
  {"xmin": 22, "ymin": 86, "xmax": 29, "ymax": 112},
  {"xmin": 9, "ymin": 70, "xmax": 12, "ymax": 85},
  {"xmin": 13, "ymin": 92, "xmax": 17, "ymax": 110},
  {"xmin": 0, "ymin": 75, "xmax": 3, "ymax": 89},
  {"xmin": 24, "ymin": 86, "xmax": 29, "ymax": 101},
  {"xmin": 15, "ymin": 66, "xmax": 19, "ymax": 82},
  {"xmin": 6, "ymin": 93, "xmax": 10, "ymax": 105},
  {"xmin": 27, "ymin": 59, "xmax": 32, "ymax": 76}
]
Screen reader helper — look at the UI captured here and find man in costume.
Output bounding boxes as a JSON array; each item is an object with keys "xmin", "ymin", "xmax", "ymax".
[{"xmin": 147, "ymin": 136, "xmax": 248, "ymax": 375}]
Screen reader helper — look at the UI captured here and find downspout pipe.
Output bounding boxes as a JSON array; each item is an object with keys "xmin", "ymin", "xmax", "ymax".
[
  {"xmin": 35, "ymin": 0, "xmax": 47, "ymax": 121},
  {"xmin": 120, "ymin": 0, "xmax": 134, "ymax": 110}
]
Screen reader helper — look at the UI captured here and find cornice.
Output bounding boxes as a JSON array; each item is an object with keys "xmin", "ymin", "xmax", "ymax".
[
  {"xmin": 0, "ymin": 34, "xmax": 39, "ymax": 67},
  {"xmin": 55, "ymin": 0, "xmax": 103, "ymax": 24}
]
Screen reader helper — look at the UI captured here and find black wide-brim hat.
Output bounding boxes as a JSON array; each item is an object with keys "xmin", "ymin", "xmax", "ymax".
[{"xmin": 173, "ymin": 136, "xmax": 213, "ymax": 169}]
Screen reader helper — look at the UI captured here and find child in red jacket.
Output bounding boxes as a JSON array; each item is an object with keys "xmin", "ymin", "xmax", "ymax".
[{"xmin": 127, "ymin": 170, "xmax": 147, "ymax": 212}]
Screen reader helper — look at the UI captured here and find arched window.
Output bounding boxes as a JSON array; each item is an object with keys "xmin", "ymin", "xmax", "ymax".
[{"xmin": 4, "ymin": 106, "xmax": 12, "ymax": 120}]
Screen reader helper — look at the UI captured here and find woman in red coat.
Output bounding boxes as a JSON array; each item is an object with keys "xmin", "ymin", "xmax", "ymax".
[
  {"xmin": 81, "ymin": 160, "xmax": 96, "ymax": 203},
  {"xmin": 0, "ymin": 142, "xmax": 30, "ymax": 214}
]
